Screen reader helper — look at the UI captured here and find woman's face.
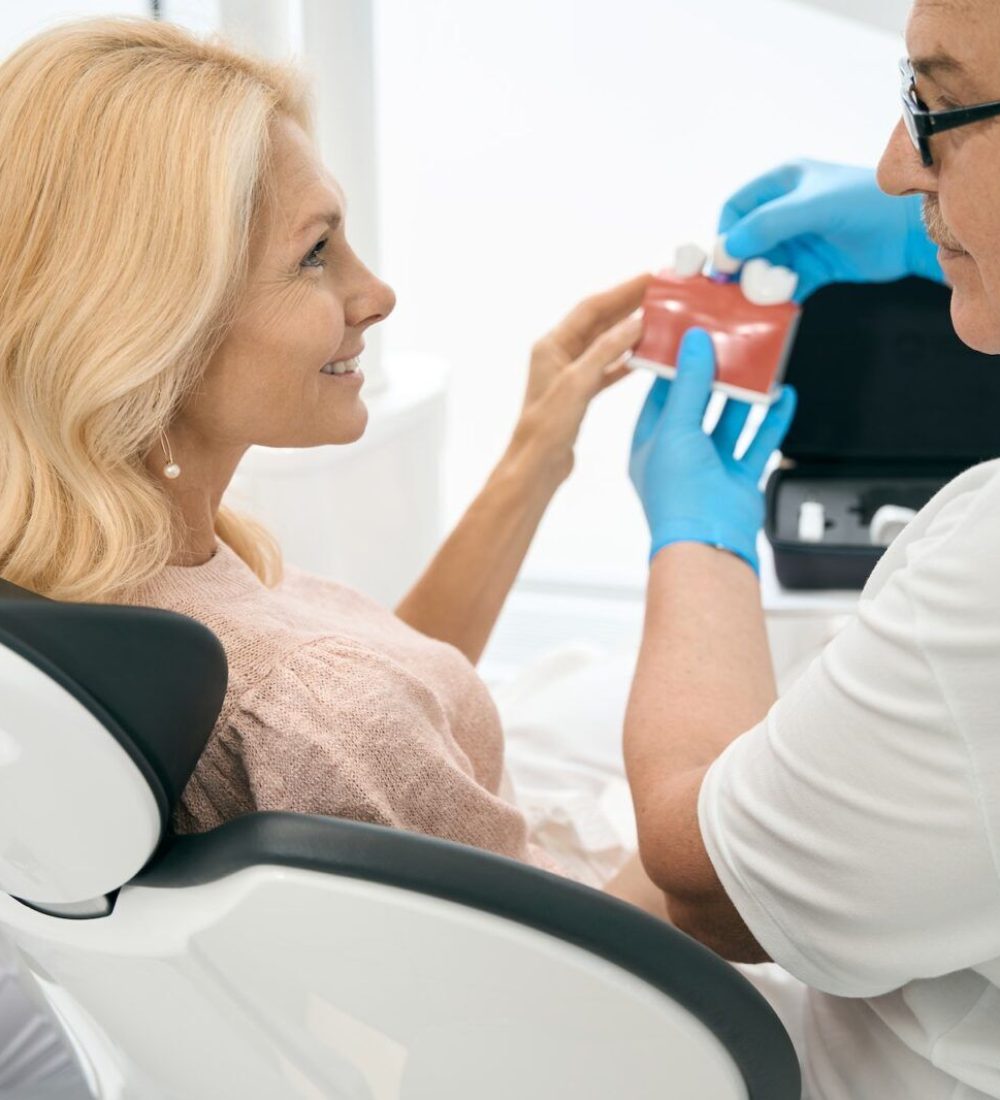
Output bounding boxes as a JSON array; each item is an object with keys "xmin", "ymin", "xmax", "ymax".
[{"xmin": 181, "ymin": 115, "xmax": 395, "ymax": 457}]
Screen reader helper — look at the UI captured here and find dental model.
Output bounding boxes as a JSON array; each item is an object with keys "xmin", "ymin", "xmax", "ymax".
[
  {"xmin": 798, "ymin": 500, "xmax": 826, "ymax": 543},
  {"xmin": 628, "ymin": 237, "xmax": 802, "ymax": 403},
  {"xmin": 870, "ymin": 505, "xmax": 918, "ymax": 547}
]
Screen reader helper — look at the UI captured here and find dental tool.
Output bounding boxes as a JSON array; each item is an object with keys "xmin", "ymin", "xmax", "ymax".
[
  {"xmin": 711, "ymin": 236, "xmax": 742, "ymax": 282},
  {"xmin": 797, "ymin": 501, "xmax": 826, "ymax": 543},
  {"xmin": 870, "ymin": 505, "xmax": 918, "ymax": 547}
]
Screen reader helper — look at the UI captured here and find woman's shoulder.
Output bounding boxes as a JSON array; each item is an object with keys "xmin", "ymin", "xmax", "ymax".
[{"xmin": 116, "ymin": 541, "xmax": 369, "ymax": 694}]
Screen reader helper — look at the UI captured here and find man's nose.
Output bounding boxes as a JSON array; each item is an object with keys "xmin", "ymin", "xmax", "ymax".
[{"xmin": 876, "ymin": 118, "xmax": 938, "ymax": 197}]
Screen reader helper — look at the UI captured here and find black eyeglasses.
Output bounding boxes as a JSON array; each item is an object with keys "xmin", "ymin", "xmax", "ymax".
[{"xmin": 900, "ymin": 57, "xmax": 1000, "ymax": 167}]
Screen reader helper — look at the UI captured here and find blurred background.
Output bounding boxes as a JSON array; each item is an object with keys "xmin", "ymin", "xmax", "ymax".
[{"xmin": 0, "ymin": 0, "xmax": 909, "ymax": 676}]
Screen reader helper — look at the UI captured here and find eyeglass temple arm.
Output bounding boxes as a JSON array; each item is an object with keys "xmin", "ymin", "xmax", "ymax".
[{"xmin": 913, "ymin": 99, "xmax": 1000, "ymax": 136}]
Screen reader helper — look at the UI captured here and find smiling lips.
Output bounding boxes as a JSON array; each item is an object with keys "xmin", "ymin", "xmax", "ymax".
[
  {"xmin": 320, "ymin": 356, "xmax": 360, "ymax": 375},
  {"xmin": 320, "ymin": 345, "xmax": 364, "ymax": 375}
]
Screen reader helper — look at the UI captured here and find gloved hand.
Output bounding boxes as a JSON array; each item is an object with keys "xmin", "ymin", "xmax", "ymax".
[
  {"xmin": 629, "ymin": 328, "xmax": 797, "ymax": 574},
  {"xmin": 718, "ymin": 159, "xmax": 944, "ymax": 302}
]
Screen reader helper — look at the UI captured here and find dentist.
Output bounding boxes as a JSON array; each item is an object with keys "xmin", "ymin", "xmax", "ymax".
[{"xmin": 625, "ymin": 1, "xmax": 1000, "ymax": 1097}]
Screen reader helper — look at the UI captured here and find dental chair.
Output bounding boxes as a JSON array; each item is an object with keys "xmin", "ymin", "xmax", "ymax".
[{"xmin": 0, "ymin": 580, "xmax": 801, "ymax": 1099}]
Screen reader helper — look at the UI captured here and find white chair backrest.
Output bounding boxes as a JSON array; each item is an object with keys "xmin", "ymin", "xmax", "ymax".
[
  {"xmin": 0, "ymin": 587, "xmax": 226, "ymax": 911},
  {"xmin": 0, "ymin": 639, "xmax": 160, "ymax": 905}
]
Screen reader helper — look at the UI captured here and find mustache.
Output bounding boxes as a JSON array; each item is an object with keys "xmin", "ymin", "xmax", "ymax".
[{"xmin": 922, "ymin": 198, "xmax": 964, "ymax": 252}]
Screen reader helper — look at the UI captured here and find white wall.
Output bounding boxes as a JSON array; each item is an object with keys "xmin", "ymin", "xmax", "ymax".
[
  {"xmin": 0, "ymin": 0, "xmax": 911, "ymax": 596},
  {"xmin": 0, "ymin": 1, "xmax": 149, "ymax": 56},
  {"xmin": 794, "ymin": 0, "xmax": 910, "ymax": 34},
  {"xmin": 374, "ymin": 0, "xmax": 906, "ymax": 591}
]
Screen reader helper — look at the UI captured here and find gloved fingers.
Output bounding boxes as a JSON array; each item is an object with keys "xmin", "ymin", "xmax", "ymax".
[
  {"xmin": 717, "ymin": 163, "xmax": 805, "ymax": 235},
  {"xmin": 790, "ymin": 233, "xmax": 838, "ymax": 291},
  {"xmin": 723, "ymin": 191, "xmax": 819, "ymax": 262},
  {"xmin": 711, "ymin": 396, "xmax": 753, "ymax": 457},
  {"xmin": 740, "ymin": 385, "xmax": 798, "ymax": 480},
  {"xmin": 631, "ymin": 376, "xmax": 672, "ymax": 449},
  {"xmin": 661, "ymin": 328, "xmax": 715, "ymax": 430}
]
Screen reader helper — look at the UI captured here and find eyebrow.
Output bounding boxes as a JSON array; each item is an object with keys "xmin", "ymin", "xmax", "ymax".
[
  {"xmin": 912, "ymin": 50, "xmax": 978, "ymax": 94},
  {"xmin": 912, "ymin": 53, "xmax": 965, "ymax": 79},
  {"xmin": 293, "ymin": 209, "xmax": 342, "ymax": 240}
]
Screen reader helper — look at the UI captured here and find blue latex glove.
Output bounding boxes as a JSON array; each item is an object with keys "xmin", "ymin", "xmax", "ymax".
[
  {"xmin": 718, "ymin": 159, "xmax": 944, "ymax": 302},
  {"xmin": 629, "ymin": 328, "xmax": 798, "ymax": 574}
]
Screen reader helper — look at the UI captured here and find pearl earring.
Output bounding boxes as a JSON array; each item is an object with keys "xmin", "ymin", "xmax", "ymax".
[{"xmin": 160, "ymin": 430, "xmax": 181, "ymax": 479}]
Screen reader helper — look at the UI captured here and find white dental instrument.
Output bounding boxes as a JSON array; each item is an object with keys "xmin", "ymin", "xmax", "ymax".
[
  {"xmin": 712, "ymin": 236, "xmax": 742, "ymax": 276},
  {"xmin": 798, "ymin": 500, "xmax": 826, "ymax": 543},
  {"xmin": 870, "ymin": 505, "xmax": 918, "ymax": 547}
]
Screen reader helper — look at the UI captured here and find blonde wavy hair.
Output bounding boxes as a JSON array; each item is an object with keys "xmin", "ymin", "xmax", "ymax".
[{"xmin": 0, "ymin": 16, "xmax": 314, "ymax": 602}]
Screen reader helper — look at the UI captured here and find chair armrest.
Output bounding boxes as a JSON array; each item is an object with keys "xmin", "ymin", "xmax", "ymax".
[{"xmin": 135, "ymin": 811, "xmax": 801, "ymax": 1099}]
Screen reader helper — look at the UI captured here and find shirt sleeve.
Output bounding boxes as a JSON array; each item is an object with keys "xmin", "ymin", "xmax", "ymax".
[
  {"xmin": 698, "ymin": 497, "xmax": 1000, "ymax": 998},
  {"xmin": 225, "ymin": 638, "xmax": 568, "ymax": 876}
]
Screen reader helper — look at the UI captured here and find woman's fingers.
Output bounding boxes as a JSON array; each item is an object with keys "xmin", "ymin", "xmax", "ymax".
[
  {"xmin": 570, "ymin": 311, "xmax": 643, "ymax": 395},
  {"xmin": 596, "ymin": 360, "xmax": 634, "ymax": 393},
  {"xmin": 547, "ymin": 273, "xmax": 652, "ymax": 361}
]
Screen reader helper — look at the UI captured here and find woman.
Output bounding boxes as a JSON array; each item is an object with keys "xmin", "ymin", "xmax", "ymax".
[{"xmin": 0, "ymin": 15, "xmax": 707, "ymax": 915}]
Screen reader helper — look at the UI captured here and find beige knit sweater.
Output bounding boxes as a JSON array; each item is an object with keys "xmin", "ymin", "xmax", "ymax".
[{"xmin": 116, "ymin": 538, "xmax": 565, "ymax": 875}]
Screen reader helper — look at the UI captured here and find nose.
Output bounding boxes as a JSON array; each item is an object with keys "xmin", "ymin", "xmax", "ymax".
[
  {"xmin": 346, "ymin": 260, "xmax": 396, "ymax": 333},
  {"xmin": 876, "ymin": 118, "xmax": 938, "ymax": 198}
]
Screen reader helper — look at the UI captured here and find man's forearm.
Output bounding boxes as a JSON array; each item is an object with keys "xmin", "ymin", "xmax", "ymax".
[
  {"xmin": 394, "ymin": 438, "xmax": 566, "ymax": 665},
  {"xmin": 624, "ymin": 542, "xmax": 777, "ymax": 892}
]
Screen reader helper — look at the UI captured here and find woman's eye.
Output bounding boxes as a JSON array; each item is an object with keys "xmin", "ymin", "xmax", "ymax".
[{"xmin": 301, "ymin": 238, "xmax": 329, "ymax": 271}]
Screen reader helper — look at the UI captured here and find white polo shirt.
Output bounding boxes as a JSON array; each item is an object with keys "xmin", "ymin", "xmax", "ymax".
[{"xmin": 699, "ymin": 458, "xmax": 1000, "ymax": 1100}]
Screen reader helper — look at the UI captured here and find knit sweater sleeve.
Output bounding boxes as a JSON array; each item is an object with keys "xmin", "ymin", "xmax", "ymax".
[{"xmin": 197, "ymin": 637, "xmax": 564, "ymax": 874}]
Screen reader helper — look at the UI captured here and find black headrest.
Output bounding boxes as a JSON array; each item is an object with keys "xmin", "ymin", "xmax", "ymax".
[{"xmin": 0, "ymin": 590, "xmax": 228, "ymax": 824}]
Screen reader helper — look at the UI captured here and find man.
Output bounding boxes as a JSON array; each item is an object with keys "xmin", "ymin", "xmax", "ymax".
[{"xmin": 626, "ymin": 2, "xmax": 1000, "ymax": 1097}]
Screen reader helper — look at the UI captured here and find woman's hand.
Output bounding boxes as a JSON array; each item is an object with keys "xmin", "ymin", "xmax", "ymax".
[
  {"xmin": 508, "ymin": 273, "xmax": 652, "ymax": 482},
  {"xmin": 629, "ymin": 328, "xmax": 797, "ymax": 574}
]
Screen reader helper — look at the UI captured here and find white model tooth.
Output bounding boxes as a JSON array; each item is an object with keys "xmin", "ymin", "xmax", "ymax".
[
  {"xmin": 673, "ymin": 243, "xmax": 708, "ymax": 278},
  {"xmin": 769, "ymin": 265, "xmax": 798, "ymax": 304},
  {"xmin": 713, "ymin": 236, "xmax": 742, "ymax": 275},
  {"xmin": 740, "ymin": 259, "xmax": 798, "ymax": 306},
  {"xmin": 740, "ymin": 258, "xmax": 776, "ymax": 305}
]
